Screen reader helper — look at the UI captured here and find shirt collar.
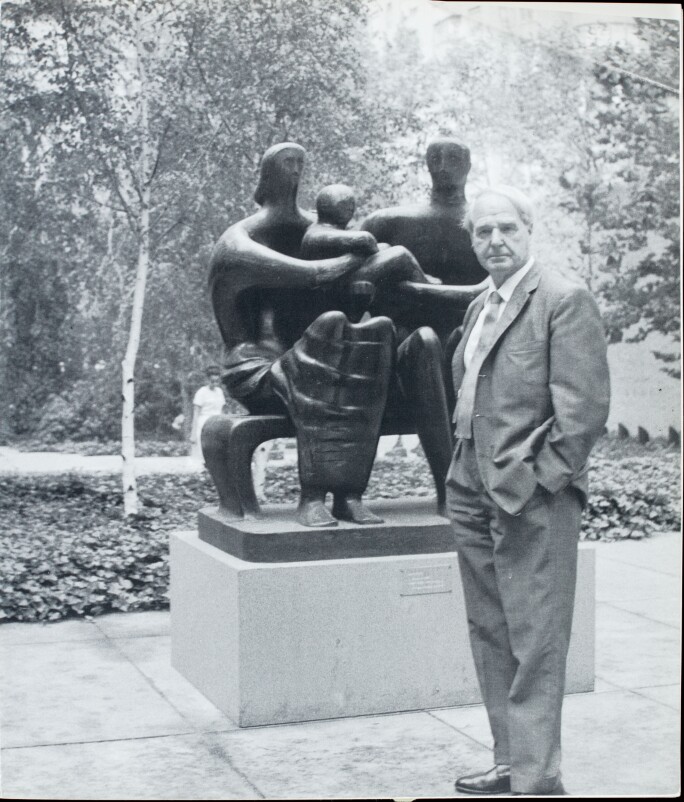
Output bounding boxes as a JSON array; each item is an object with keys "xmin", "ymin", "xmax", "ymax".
[{"xmin": 485, "ymin": 257, "xmax": 535, "ymax": 303}]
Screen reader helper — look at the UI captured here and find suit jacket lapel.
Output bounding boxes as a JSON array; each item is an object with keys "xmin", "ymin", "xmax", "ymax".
[{"xmin": 480, "ymin": 263, "xmax": 542, "ymax": 361}]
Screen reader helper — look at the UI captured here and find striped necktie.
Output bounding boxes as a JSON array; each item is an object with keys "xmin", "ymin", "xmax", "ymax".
[{"xmin": 454, "ymin": 291, "xmax": 502, "ymax": 439}]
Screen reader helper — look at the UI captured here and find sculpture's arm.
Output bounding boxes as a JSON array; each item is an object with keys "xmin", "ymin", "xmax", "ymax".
[
  {"xmin": 346, "ymin": 245, "xmax": 426, "ymax": 286},
  {"xmin": 358, "ymin": 210, "xmax": 394, "ymax": 239},
  {"xmin": 395, "ymin": 279, "xmax": 489, "ymax": 306},
  {"xmin": 301, "ymin": 228, "xmax": 379, "ymax": 259},
  {"xmin": 212, "ymin": 225, "xmax": 367, "ymax": 291}
]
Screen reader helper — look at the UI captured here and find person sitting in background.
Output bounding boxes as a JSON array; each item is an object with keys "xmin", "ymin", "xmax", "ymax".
[{"xmin": 190, "ymin": 365, "xmax": 226, "ymax": 465}]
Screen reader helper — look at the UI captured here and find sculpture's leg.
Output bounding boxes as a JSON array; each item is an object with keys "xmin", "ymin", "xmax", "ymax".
[
  {"xmin": 332, "ymin": 493, "xmax": 383, "ymax": 525},
  {"xmin": 396, "ymin": 327, "xmax": 453, "ymax": 516},
  {"xmin": 201, "ymin": 415, "xmax": 292, "ymax": 520},
  {"xmin": 271, "ymin": 311, "xmax": 395, "ymax": 528},
  {"xmin": 201, "ymin": 416, "xmax": 251, "ymax": 518},
  {"xmin": 298, "ymin": 488, "xmax": 337, "ymax": 528}
]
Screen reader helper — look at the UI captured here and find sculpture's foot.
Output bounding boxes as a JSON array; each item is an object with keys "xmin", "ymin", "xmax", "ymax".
[
  {"xmin": 297, "ymin": 499, "xmax": 338, "ymax": 528},
  {"xmin": 332, "ymin": 495, "xmax": 384, "ymax": 525}
]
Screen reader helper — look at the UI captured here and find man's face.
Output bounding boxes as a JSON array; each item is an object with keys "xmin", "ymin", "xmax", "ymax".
[
  {"xmin": 469, "ymin": 194, "xmax": 531, "ymax": 286},
  {"xmin": 208, "ymin": 373, "xmax": 220, "ymax": 388},
  {"xmin": 426, "ymin": 143, "xmax": 470, "ymax": 189}
]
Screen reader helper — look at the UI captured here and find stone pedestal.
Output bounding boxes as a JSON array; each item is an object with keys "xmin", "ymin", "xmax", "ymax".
[{"xmin": 170, "ymin": 529, "xmax": 595, "ymax": 728}]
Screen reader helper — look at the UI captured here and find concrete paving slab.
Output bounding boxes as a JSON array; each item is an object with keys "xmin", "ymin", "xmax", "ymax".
[
  {"xmin": 594, "ymin": 531, "xmax": 682, "ymax": 577},
  {"xmin": 593, "ymin": 676, "xmax": 625, "ymax": 693},
  {"xmin": 608, "ymin": 594, "xmax": 681, "ymax": 628},
  {"xmin": 0, "ymin": 531, "xmax": 679, "ymax": 798},
  {"xmin": 594, "ymin": 558, "xmax": 680, "ymax": 603},
  {"xmin": 432, "ymin": 687, "xmax": 679, "ymax": 796},
  {"xmin": 1, "ymin": 734, "xmax": 261, "ymax": 800},
  {"xmin": 632, "ymin": 683, "xmax": 681, "ymax": 712},
  {"xmin": 95, "ymin": 610, "xmax": 170, "ymax": 639},
  {"xmin": 429, "ymin": 686, "xmax": 635, "ymax": 757},
  {"xmin": 211, "ymin": 710, "xmax": 489, "ymax": 799},
  {"xmin": 114, "ymin": 635, "xmax": 238, "ymax": 732},
  {"xmin": 0, "ymin": 618, "xmax": 105, "ymax": 646},
  {"xmin": 0, "ymin": 639, "xmax": 191, "ymax": 748},
  {"xmin": 596, "ymin": 603, "xmax": 680, "ymax": 690},
  {"xmin": 561, "ymin": 688, "xmax": 681, "ymax": 796},
  {"xmin": 429, "ymin": 703, "xmax": 493, "ymax": 750}
]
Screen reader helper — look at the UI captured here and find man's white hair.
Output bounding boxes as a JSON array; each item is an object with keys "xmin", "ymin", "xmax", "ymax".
[{"xmin": 464, "ymin": 185, "xmax": 534, "ymax": 233}]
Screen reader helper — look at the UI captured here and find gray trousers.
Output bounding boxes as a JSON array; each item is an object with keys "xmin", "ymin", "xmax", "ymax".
[{"xmin": 446, "ymin": 438, "xmax": 582, "ymax": 794}]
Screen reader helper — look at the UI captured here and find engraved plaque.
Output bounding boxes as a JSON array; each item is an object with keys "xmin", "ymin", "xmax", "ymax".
[{"xmin": 400, "ymin": 564, "xmax": 453, "ymax": 596}]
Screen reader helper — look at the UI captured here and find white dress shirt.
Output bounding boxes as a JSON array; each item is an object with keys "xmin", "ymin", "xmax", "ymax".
[{"xmin": 463, "ymin": 258, "xmax": 535, "ymax": 369}]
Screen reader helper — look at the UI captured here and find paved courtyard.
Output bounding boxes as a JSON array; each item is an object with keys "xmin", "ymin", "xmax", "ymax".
[{"xmin": 0, "ymin": 531, "xmax": 680, "ymax": 799}]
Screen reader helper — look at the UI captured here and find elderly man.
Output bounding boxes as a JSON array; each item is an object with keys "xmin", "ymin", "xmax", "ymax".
[{"xmin": 447, "ymin": 186, "xmax": 610, "ymax": 796}]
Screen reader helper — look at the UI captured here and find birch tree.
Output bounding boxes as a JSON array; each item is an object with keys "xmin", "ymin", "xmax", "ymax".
[
  {"xmin": 23, "ymin": 0, "xmax": 213, "ymax": 513},
  {"xmin": 3, "ymin": 0, "xmax": 388, "ymax": 468}
]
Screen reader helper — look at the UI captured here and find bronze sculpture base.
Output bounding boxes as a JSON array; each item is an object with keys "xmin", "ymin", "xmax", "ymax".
[{"xmin": 197, "ymin": 498, "xmax": 455, "ymax": 563}]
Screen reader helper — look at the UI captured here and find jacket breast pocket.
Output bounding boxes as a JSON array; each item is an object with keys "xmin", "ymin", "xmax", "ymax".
[{"xmin": 504, "ymin": 342, "xmax": 548, "ymax": 385}]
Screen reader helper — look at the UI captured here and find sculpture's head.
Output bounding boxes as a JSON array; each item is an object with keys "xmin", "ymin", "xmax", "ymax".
[
  {"xmin": 426, "ymin": 138, "xmax": 471, "ymax": 190},
  {"xmin": 316, "ymin": 184, "xmax": 356, "ymax": 228},
  {"xmin": 254, "ymin": 142, "xmax": 306, "ymax": 206}
]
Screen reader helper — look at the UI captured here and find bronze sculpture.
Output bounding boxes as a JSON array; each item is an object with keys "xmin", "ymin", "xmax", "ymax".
[
  {"xmin": 206, "ymin": 144, "xmax": 425, "ymax": 527},
  {"xmin": 203, "ymin": 139, "xmax": 484, "ymax": 528},
  {"xmin": 360, "ymin": 136, "xmax": 488, "ymax": 439},
  {"xmin": 271, "ymin": 312, "xmax": 395, "ymax": 526},
  {"xmin": 361, "ymin": 138, "xmax": 487, "ymax": 343}
]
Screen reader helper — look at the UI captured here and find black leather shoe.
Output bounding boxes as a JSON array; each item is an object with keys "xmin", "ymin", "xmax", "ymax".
[{"xmin": 455, "ymin": 764, "xmax": 511, "ymax": 795}]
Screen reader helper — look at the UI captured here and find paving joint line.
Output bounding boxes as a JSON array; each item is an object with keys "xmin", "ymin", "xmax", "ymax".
[
  {"xmin": 198, "ymin": 732, "xmax": 267, "ymax": 799},
  {"xmin": 595, "ymin": 553, "xmax": 681, "ymax": 578},
  {"xmin": 600, "ymin": 600, "xmax": 681, "ymax": 629},
  {"xmin": 95, "ymin": 623, "xmax": 238, "ymax": 735},
  {"xmin": 98, "ymin": 631, "xmax": 170, "ymax": 640},
  {"xmin": 627, "ymin": 687, "xmax": 680, "ymax": 712},
  {"xmin": 425, "ymin": 710, "xmax": 492, "ymax": 751},
  {"xmin": 593, "ymin": 674, "xmax": 681, "ymax": 694},
  {"xmin": 1, "ymin": 730, "xmax": 198, "ymax": 751},
  {"xmin": 0, "ymin": 636, "xmax": 106, "ymax": 647}
]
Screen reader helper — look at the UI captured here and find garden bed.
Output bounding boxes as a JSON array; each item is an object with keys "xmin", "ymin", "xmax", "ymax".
[{"xmin": 0, "ymin": 438, "xmax": 679, "ymax": 623}]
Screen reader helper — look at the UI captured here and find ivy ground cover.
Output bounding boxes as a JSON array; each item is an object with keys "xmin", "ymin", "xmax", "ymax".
[{"xmin": 1, "ymin": 438, "xmax": 679, "ymax": 623}]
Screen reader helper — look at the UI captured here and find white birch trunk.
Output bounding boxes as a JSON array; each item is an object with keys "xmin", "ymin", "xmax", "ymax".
[
  {"xmin": 121, "ymin": 206, "xmax": 149, "ymax": 515},
  {"xmin": 121, "ymin": 6, "xmax": 152, "ymax": 516}
]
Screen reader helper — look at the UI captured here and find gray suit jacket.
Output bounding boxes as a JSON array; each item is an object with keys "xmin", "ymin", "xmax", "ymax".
[{"xmin": 450, "ymin": 261, "xmax": 610, "ymax": 516}]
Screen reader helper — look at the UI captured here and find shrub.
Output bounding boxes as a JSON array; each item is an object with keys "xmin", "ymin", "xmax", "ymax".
[
  {"xmin": 0, "ymin": 474, "xmax": 217, "ymax": 623},
  {"xmin": 0, "ymin": 441, "xmax": 679, "ymax": 623},
  {"xmin": 35, "ymin": 378, "xmax": 120, "ymax": 442}
]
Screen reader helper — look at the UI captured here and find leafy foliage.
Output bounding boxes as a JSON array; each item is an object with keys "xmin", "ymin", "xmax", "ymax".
[
  {"xmin": 1, "ymin": 438, "xmax": 679, "ymax": 623},
  {"xmin": 1, "ymin": 0, "xmax": 387, "ymax": 444},
  {"xmin": 556, "ymin": 19, "xmax": 680, "ymax": 375},
  {"xmin": 377, "ymin": 14, "xmax": 679, "ymax": 375}
]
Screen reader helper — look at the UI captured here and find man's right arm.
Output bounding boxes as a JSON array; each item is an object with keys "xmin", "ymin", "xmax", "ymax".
[{"xmin": 532, "ymin": 287, "xmax": 610, "ymax": 495}]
